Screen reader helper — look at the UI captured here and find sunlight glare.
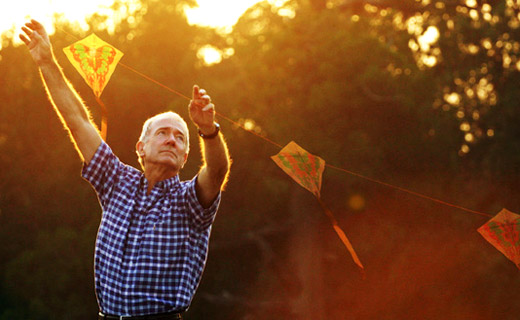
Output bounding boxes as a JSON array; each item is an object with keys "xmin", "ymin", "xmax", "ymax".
[
  {"xmin": 465, "ymin": 0, "xmax": 477, "ymax": 8},
  {"xmin": 444, "ymin": 92, "xmax": 461, "ymax": 106},
  {"xmin": 244, "ymin": 119, "xmax": 256, "ymax": 131},
  {"xmin": 418, "ymin": 26, "xmax": 439, "ymax": 51},
  {"xmin": 460, "ymin": 144, "xmax": 470, "ymax": 155},
  {"xmin": 197, "ymin": 45, "xmax": 222, "ymax": 66},
  {"xmin": 460, "ymin": 122, "xmax": 471, "ymax": 132},
  {"xmin": 1, "ymin": 0, "xmax": 273, "ymax": 48},
  {"xmin": 185, "ymin": 0, "xmax": 291, "ymax": 32},
  {"xmin": 186, "ymin": 0, "xmax": 290, "ymax": 64},
  {"xmin": 1, "ymin": 0, "xmax": 290, "ymax": 64},
  {"xmin": 185, "ymin": 0, "xmax": 264, "ymax": 33},
  {"xmin": 0, "ymin": 0, "xmax": 118, "ymax": 46}
]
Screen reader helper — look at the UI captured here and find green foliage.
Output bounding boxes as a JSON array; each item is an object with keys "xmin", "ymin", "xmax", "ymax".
[
  {"xmin": 3, "ymin": 226, "xmax": 97, "ymax": 319},
  {"xmin": 1, "ymin": 0, "xmax": 520, "ymax": 319}
]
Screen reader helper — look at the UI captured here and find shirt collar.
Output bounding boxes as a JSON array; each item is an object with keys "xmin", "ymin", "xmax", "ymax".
[
  {"xmin": 140, "ymin": 174, "xmax": 181, "ymax": 193},
  {"xmin": 160, "ymin": 175, "xmax": 181, "ymax": 192}
]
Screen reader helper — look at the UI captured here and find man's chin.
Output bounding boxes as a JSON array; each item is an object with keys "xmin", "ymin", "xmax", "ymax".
[{"xmin": 160, "ymin": 160, "xmax": 180, "ymax": 170}]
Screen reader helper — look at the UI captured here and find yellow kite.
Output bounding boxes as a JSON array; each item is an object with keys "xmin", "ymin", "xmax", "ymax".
[
  {"xmin": 63, "ymin": 33, "xmax": 123, "ymax": 97},
  {"xmin": 63, "ymin": 34, "xmax": 123, "ymax": 139}
]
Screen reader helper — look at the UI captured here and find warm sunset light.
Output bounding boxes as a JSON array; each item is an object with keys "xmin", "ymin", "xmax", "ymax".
[
  {"xmin": 0, "ymin": 0, "xmax": 118, "ymax": 44},
  {"xmin": 0, "ymin": 0, "xmax": 276, "ymax": 65},
  {"xmin": 0, "ymin": 0, "xmax": 272, "ymax": 35},
  {"xmin": 4, "ymin": 0, "xmax": 520, "ymax": 318},
  {"xmin": 0, "ymin": 0, "xmax": 274, "ymax": 50},
  {"xmin": 184, "ymin": 0, "xmax": 264, "ymax": 33},
  {"xmin": 196, "ymin": 45, "xmax": 223, "ymax": 65}
]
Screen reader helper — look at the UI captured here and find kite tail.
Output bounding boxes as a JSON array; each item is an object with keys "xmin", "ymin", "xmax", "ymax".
[
  {"xmin": 95, "ymin": 96, "xmax": 108, "ymax": 140},
  {"xmin": 317, "ymin": 197, "xmax": 365, "ymax": 277}
]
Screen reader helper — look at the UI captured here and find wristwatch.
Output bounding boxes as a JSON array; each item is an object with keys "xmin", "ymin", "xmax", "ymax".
[{"xmin": 198, "ymin": 123, "xmax": 220, "ymax": 139}]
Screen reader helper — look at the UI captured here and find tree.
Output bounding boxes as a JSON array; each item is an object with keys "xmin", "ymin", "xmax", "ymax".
[{"xmin": 1, "ymin": 0, "xmax": 520, "ymax": 319}]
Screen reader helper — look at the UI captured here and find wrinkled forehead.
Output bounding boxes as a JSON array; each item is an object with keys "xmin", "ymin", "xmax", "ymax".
[{"xmin": 149, "ymin": 114, "xmax": 189, "ymax": 136}]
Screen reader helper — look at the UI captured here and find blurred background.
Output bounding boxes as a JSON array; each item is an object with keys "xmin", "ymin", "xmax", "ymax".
[{"xmin": 1, "ymin": 0, "xmax": 520, "ymax": 319}]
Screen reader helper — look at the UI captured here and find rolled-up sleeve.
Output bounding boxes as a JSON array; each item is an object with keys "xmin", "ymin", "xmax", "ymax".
[
  {"xmin": 186, "ymin": 176, "xmax": 221, "ymax": 230},
  {"xmin": 81, "ymin": 142, "xmax": 124, "ymax": 208}
]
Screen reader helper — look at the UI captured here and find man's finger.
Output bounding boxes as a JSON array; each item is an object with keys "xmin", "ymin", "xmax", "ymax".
[
  {"xmin": 19, "ymin": 34, "xmax": 30, "ymax": 46},
  {"xmin": 202, "ymin": 103, "xmax": 215, "ymax": 112},
  {"xmin": 21, "ymin": 26, "xmax": 32, "ymax": 37},
  {"xmin": 192, "ymin": 85, "xmax": 199, "ymax": 99},
  {"xmin": 30, "ymin": 19, "xmax": 45, "ymax": 32},
  {"xmin": 193, "ymin": 98, "xmax": 210, "ymax": 106},
  {"xmin": 189, "ymin": 100, "xmax": 204, "ymax": 109}
]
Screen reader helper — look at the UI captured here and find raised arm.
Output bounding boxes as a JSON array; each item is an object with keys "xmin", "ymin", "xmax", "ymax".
[
  {"xmin": 189, "ymin": 85, "xmax": 231, "ymax": 208},
  {"xmin": 20, "ymin": 19, "xmax": 101, "ymax": 163}
]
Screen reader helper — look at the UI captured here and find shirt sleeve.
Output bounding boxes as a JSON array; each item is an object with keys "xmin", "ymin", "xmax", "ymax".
[
  {"xmin": 81, "ymin": 141, "xmax": 125, "ymax": 208},
  {"xmin": 185, "ymin": 175, "xmax": 221, "ymax": 231}
]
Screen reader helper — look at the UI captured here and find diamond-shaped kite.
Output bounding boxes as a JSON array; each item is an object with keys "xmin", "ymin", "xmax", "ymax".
[
  {"xmin": 271, "ymin": 141, "xmax": 325, "ymax": 197},
  {"xmin": 478, "ymin": 208, "xmax": 520, "ymax": 269},
  {"xmin": 272, "ymin": 141, "xmax": 364, "ymax": 273},
  {"xmin": 63, "ymin": 33, "xmax": 123, "ymax": 97},
  {"xmin": 63, "ymin": 34, "xmax": 123, "ymax": 139}
]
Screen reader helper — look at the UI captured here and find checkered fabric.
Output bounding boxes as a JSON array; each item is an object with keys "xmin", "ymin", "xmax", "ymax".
[{"xmin": 82, "ymin": 142, "xmax": 220, "ymax": 316}]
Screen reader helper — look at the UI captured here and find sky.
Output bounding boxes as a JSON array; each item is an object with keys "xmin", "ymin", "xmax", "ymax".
[
  {"xmin": 0, "ymin": 0, "xmax": 266, "ymax": 46},
  {"xmin": 185, "ymin": 0, "xmax": 265, "ymax": 31},
  {"xmin": 0, "ymin": 0, "xmax": 277, "ymax": 65}
]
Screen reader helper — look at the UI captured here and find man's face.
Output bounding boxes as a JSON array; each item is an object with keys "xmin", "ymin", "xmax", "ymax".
[{"xmin": 138, "ymin": 116, "xmax": 189, "ymax": 174}]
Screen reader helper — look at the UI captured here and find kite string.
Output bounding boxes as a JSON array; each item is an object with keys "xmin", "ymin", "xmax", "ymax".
[
  {"xmin": 55, "ymin": 28, "xmax": 191, "ymax": 99},
  {"xmin": 55, "ymin": 27, "xmax": 283, "ymax": 148},
  {"xmin": 325, "ymin": 164, "xmax": 493, "ymax": 218},
  {"xmin": 115, "ymin": 62, "xmax": 284, "ymax": 147},
  {"xmin": 117, "ymin": 63, "xmax": 192, "ymax": 100},
  {"xmin": 56, "ymin": 27, "xmax": 493, "ymax": 219},
  {"xmin": 215, "ymin": 112, "xmax": 284, "ymax": 149},
  {"xmin": 126, "ymin": 59, "xmax": 492, "ymax": 218}
]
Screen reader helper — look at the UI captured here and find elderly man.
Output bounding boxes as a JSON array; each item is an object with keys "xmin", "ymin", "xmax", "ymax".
[{"xmin": 20, "ymin": 20, "xmax": 230, "ymax": 319}]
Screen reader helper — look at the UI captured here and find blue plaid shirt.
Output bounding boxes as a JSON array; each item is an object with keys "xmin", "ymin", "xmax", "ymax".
[{"xmin": 82, "ymin": 142, "xmax": 220, "ymax": 316}]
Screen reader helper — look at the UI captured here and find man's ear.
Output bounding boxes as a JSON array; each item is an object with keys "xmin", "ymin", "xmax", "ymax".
[
  {"xmin": 136, "ymin": 141, "xmax": 145, "ymax": 157},
  {"xmin": 182, "ymin": 152, "xmax": 189, "ymax": 167}
]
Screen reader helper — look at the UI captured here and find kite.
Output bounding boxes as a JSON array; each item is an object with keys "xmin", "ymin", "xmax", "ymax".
[
  {"xmin": 63, "ymin": 33, "xmax": 124, "ymax": 139},
  {"xmin": 272, "ymin": 141, "xmax": 325, "ymax": 198},
  {"xmin": 478, "ymin": 208, "xmax": 520, "ymax": 269},
  {"xmin": 272, "ymin": 141, "xmax": 364, "ymax": 274}
]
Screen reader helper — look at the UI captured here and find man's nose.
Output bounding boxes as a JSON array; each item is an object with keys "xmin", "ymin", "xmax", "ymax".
[{"xmin": 165, "ymin": 133, "xmax": 176, "ymax": 145}]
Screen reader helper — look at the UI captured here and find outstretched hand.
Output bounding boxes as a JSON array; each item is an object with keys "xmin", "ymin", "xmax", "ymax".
[
  {"xmin": 19, "ymin": 19, "xmax": 53, "ymax": 65},
  {"xmin": 189, "ymin": 85, "xmax": 216, "ymax": 133}
]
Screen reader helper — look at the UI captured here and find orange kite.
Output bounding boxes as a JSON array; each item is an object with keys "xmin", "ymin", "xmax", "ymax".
[{"xmin": 272, "ymin": 141, "xmax": 364, "ymax": 273}]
